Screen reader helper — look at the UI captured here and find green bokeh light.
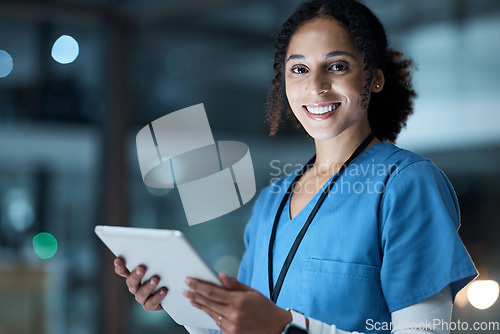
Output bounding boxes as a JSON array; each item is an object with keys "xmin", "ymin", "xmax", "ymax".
[{"xmin": 33, "ymin": 232, "xmax": 58, "ymax": 259}]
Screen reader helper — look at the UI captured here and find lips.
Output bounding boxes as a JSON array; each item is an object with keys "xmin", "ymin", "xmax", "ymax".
[{"xmin": 303, "ymin": 102, "xmax": 341, "ymax": 120}]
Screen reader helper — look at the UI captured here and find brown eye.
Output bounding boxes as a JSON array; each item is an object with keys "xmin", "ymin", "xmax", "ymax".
[
  {"xmin": 291, "ymin": 66, "xmax": 308, "ymax": 74},
  {"xmin": 330, "ymin": 63, "xmax": 348, "ymax": 72}
]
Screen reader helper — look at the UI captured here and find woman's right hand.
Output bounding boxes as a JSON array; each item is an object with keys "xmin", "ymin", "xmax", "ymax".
[{"xmin": 114, "ymin": 257, "xmax": 168, "ymax": 311}]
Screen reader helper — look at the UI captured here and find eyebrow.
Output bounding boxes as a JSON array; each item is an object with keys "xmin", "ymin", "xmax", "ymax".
[{"xmin": 285, "ymin": 51, "xmax": 355, "ymax": 63}]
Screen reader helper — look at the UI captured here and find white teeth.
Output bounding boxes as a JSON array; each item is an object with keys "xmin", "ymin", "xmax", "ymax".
[{"xmin": 306, "ymin": 104, "xmax": 339, "ymax": 114}]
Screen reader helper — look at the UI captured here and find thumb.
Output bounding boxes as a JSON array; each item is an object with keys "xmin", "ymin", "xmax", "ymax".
[{"xmin": 219, "ymin": 272, "xmax": 250, "ymax": 291}]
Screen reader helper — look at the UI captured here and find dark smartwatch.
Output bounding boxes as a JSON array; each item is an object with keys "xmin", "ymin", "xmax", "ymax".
[
  {"xmin": 283, "ymin": 324, "xmax": 308, "ymax": 334},
  {"xmin": 282, "ymin": 309, "xmax": 308, "ymax": 334}
]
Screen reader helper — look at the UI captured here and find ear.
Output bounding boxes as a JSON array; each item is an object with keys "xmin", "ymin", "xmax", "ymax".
[{"xmin": 370, "ymin": 69, "xmax": 385, "ymax": 93}]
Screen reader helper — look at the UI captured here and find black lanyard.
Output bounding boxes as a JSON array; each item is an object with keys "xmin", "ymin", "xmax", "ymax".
[{"xmin": 268, "ymin": 132, "xmax": 376, "ymax": 303}]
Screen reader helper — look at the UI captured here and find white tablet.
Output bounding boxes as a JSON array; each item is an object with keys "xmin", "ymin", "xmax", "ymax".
[{"xmin": 95, "ymin": 225, "xmax": 222, "ymax": 329}]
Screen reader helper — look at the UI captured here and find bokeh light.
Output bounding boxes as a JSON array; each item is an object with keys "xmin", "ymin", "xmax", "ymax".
[
  {"xmin": 467, "ymin": 280, "xmax": 500, "ymax": 310},
  {"xmin": 164, "ymin": 48, "xmax": 192, "ymax": 77},
  {"xmin": 51, "ymin": 35, "xmax": 79, "ymax": 64},
  {"xmin": 0, "ymin": 50, "xmax": 13, "ymax": 78},
  {"xmin": 3, "ymin": 188, "xmax": 34, "ymax": 233},
  {"xmin": 454, "ymin": 288, "xmax": 469, "ymax": 308},
  {"xmin": 33, "ymin": 232, "xmax": 58, "ymax": 259}
]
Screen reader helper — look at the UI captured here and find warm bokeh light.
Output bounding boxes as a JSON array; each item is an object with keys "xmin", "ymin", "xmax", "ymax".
[
  {"xmin": 0, "ymin": 50, "xmax": 13, "ymax": 78},
  {"xmin": 454, "ymin": 288, "xmax": 469, "ymax": 308},
  {"xmin": 467, "ymin": 280, "xmax": 500, "ymax": 310},
  {"xmin": 51, "ymin": 35, "xmax": 79, "ymax": 64}
]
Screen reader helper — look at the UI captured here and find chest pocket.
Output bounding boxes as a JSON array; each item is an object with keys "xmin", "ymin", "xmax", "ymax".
[{"xmin": 299, "ymin": 258, "xmax": 387, "ymax": 333}]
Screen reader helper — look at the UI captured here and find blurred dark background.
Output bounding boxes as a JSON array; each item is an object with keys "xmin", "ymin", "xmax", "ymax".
[{"xmin": 0, "ymin": 0, "xmax": 499, "ymax": 333}]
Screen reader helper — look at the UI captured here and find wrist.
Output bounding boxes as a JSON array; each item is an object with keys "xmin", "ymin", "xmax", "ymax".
[
  {"xmin": 282, "ymin": 309, "xmax": 308, "ymax": 333},
  {"xmin": 277, "ymin": 308, "xmax": 293, "ymax": 332}
]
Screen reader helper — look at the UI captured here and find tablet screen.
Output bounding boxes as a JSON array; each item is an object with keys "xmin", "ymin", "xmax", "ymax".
[{"xmin": 95, "ymin": 225, "xmax": 222, "ymax": 329}]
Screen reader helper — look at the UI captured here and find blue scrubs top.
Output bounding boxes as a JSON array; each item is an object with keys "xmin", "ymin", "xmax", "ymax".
[{"xmin": 237, "ymin": 142, "xmax": 477, "ymax": 333}]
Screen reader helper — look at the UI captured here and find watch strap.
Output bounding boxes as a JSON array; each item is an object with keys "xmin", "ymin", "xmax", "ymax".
[{"xmin": 286, "ymin": 309, "xmax": 307, "ymax": 330}]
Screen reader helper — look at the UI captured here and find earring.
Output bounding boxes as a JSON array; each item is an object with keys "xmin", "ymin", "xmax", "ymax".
[{"xmin": 376, "ymin": 84, "xmax": 380, "ymax": 88}]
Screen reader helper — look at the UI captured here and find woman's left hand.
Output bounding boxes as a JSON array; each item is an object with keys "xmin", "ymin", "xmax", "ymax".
[{"xmin": 183, "ymin": 272, "xmax": 292, "ymax": 334}]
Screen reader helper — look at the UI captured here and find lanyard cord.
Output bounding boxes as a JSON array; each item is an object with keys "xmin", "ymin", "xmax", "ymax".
[{"xmin": 268, "ymin": 132, "xmax": 376, "ymax": 303}]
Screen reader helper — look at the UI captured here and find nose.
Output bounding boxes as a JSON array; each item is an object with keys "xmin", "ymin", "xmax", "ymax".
[{"xmin": 306, "ymin": 71, "xmax": 331, "ymax": 95}]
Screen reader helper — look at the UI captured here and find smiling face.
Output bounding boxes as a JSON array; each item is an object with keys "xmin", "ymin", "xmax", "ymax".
[{"xmin": 285, "ymin": 17, "xmax": 382, "ymax": 141}]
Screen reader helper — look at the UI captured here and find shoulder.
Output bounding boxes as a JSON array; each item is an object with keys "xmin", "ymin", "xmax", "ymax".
[
  {"xmin": 245, "ymin": 169, "xmax": 297, "ymax": 220},
  {"xmin": 243, "ymin": 172, "xmax": 296, "ymax": 236},
  {"xmin": 372, "ymin": 141, "xmax": 430, "ymax": 168},
  {"xmin": 372, "ymin": 141, "xmax": 450, "ymax": 184},
  {"xmin": 376, "ymin": 142, "xmax": 460, "ymax": 228},
  {"xmin": 256, "ymin": 171, "xmax": 296, "ymax": 207}
]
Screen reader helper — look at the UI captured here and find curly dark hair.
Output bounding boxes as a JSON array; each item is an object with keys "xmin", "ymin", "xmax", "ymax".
[{"xmin": 265, "ymin": 0, "xmax": 416, "ymax": 142}]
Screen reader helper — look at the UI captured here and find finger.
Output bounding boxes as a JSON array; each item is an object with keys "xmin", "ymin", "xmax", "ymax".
[
  {"xmin": 114, "ymin": 257, "xmax": 130, "ymax": 278},
  {"xmin": 135, "ymin": 276, "xmax": 161, "ymax": 305},
  {"xmin": 219, "ymin": 272, "xmax": 250, "ymax": 291},
  {"xmin": 143, "ymin": 287, "xmax": 168, "ymax": 312},
  {"xmin": 126, "ymin": 265, "xmax": 147, "ymax": 294},
  {"xmin": 185, "ymin": 278, "xmax": 229, "ymax": 304},
  {"xmin": 184, "ymin": 289, "xmax": 228, "ymax": 316},
  {"xmin": 189, "ymin": 297, "xmax": 229, "ymax": 331}
]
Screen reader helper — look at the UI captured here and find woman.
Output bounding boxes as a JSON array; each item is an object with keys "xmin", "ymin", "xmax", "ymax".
[{"xmin": 114, "ymin": 0, "xmax": 478, "ymax": 333}]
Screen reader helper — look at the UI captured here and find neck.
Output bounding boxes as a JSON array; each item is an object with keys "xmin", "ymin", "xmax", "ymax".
[{"xmin": 312, "ymin": 121, "xmax": 379, "ymax": 176}]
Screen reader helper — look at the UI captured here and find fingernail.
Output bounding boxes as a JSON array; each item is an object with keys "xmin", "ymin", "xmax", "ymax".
[
  {"xmin": 136, "ymin": 268, "xmax": 142, "ymax": 275},
  {"xmin": 159, "ymin": 289, "xmax": 165, "ymax": 295},
  {"xmin": 150, "ymin": 278, "xmax": 157, "ymax": 285},
  {"xmin": 185, "ymin": 278, "xmax": 191, "ymax": 286},
  {"xmin": 182, "ymin": 290, "xmax": 189, "ymax": 298}
]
